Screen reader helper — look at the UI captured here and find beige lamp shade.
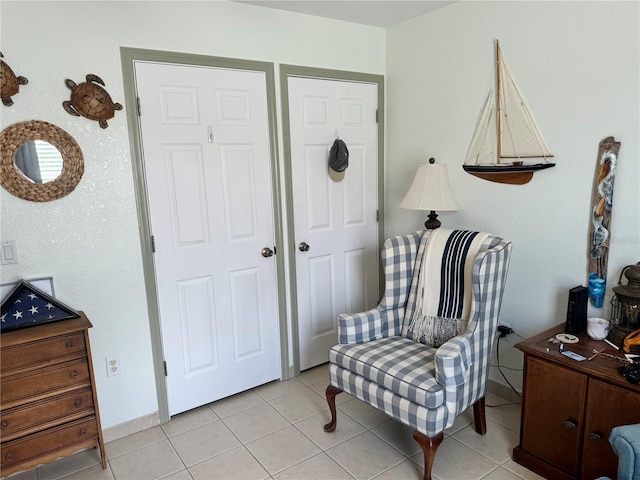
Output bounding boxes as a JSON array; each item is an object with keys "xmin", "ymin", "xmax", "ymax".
[{"xmin": 399, "ymin": 158, "xmax": 460, "ymax": 229}]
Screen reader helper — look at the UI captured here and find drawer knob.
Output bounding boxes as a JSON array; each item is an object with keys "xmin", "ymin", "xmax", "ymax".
[
  {"xmin": 588, "ymin": 432, "xmax": 603, "ymax": 441},
  {"xmin": 66, "ymin": 340, "xmax": 74, "ymax": 348},
  {"xmin": 5, "ymin": 452, "xmax": 14, "ymax": 461},
  {"xmin": 563, "ymin": 420, "xmax": 577, "ymax": 429},
  {"xmin": 70, "ymin": 370, "xmax": 78, "ymax": 378},
  {"xmin": 75, "ymin": 399, "xmax": 82, "ymax": 407},
  {"xmin": 1, "ymin": 421, "xmax": 8, "ymax": 429},
  {"xmin": 80, "ymin": 427, "xmax": 87, "ymax": 435}
]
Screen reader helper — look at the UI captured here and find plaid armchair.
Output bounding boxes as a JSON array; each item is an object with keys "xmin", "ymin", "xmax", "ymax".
[{"xmin": 324, "ymin": 230, "xmax": 512, "ymax": 480}]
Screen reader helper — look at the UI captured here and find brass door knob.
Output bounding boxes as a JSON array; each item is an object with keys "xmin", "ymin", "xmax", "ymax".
[
  {"xmin": 298, "ymin": 242, "xmax": 310, "ymax": 252},
  {"xmin": 261, "ymin": 247, "xmax": 274, "ymax": 258}
]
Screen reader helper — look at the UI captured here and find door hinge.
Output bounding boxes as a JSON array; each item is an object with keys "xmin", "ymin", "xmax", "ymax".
[
  {"xmin": 151, "ymin": 235, "xmax": 156, "ymax": 253},
  {"xmin": 376, "ymin": 209, "xmax": 379, "ymax": 222},
  {"xmin": 163, "ymin": 361, "xmax": 168, "ymax": 377},
  {"xmin": 136, "ymin": 96, "xmax": 142, "ymax": 116},
  {"xmin": 375, "ymin": 109, "xmax": 379, "ymax": 123}
]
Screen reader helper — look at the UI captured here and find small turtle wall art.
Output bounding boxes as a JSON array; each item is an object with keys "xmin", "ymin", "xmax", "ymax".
[
  {"xmin": 1, "ymin": 52, "xmax": 29, "ymax": 106},
  {"xmin": 63, "ymin": 74, "xmax": 122, "ymax": 128}
]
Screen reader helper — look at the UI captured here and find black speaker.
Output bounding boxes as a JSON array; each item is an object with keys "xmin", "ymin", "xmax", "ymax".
[{"xmin": 565, "ymin": 285, "xmax": 588, "ymax": 334}]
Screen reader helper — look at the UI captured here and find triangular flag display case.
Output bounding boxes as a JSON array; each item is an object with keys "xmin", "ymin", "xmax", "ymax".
[{"xmin": 1, "ymin": 280, "xmax": 79, "ymax": 332}]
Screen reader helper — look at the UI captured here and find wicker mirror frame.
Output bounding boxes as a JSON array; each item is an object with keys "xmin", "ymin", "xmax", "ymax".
[{"xmin": 0, "ymin": 120, "xmax": 84, "ymax": 202}]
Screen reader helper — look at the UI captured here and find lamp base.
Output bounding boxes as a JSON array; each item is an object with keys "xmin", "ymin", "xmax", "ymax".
[{"xmin": 424, "ymin": 211, "xmax": 441, "ymax": 230}]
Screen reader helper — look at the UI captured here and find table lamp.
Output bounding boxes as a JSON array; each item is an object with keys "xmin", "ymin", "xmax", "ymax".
[{"xmin": 399, "ymin": 157, "xmax": 460, "ymax": 229}]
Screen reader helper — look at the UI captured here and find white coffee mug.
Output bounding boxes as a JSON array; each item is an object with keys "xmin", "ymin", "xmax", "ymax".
[{"xmin": 587, "ymin": 317, "xmax": 609, "ymax": 340}]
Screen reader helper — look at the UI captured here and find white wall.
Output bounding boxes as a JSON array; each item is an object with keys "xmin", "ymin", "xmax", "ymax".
[
  {"xmin": 0, "ymin": 0, "xmax": 385, "ymax": 433},
  {"xmin": 386, "ymin": 1, "xmax": 640, "ymax": 388}
]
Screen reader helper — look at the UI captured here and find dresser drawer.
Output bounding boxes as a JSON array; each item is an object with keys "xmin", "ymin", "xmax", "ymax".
[
  {"xmin": 1, "ymin": 388, "xmax": 94, "ymax": 442},
  {"xmin": 1, "ymin": 359, "xmax": 90, "ymax": 407},
  {"xmin": 1, "ymin": 417, "xmax": 98, "ymax": 471},
  {"xmin": 1, "ymin": 332, "xmax": 86, "ymax": 372}
]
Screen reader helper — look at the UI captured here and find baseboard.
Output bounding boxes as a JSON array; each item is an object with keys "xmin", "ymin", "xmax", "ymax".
[
  {"xmin": 102, "ymin": 411, "xmax": 161, "ymax": 443},
  {"xmin": 487, "ymin": 378, "xmax": 522, "ymax": 403}
]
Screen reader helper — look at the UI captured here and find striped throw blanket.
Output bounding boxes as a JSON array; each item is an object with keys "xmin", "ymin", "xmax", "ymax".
[{"xmin": 408, "ymin": 229, "xmax": 490, "ymax": 346}]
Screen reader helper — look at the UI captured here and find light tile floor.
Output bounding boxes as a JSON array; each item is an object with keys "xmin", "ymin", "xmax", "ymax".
[{"xmin": 8, "ymin": 364, "xmax": 544, "ymax": 480}]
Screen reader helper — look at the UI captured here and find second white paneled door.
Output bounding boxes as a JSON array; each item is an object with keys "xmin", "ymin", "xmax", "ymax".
[
  {"xmin": 287, "ymin": 76, "xmax": 380, "ymax": 371},
  {"xmin": 135, "ymin": 61, "xmax": 280, "ymax": 416}
]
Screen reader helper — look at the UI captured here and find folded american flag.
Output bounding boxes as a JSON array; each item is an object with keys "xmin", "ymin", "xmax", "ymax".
[{"xmin": 1, "ymin": 280, "xmax": 78, "ymax": 332}]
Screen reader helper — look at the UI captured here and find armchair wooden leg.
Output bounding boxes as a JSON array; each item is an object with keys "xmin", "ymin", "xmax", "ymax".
[
  {"xmin": 323, "ymin": 385, "xmax": 342, "ymax": 432},
  {"xmin": 413, "ymin": 431, "xmax": 443, "ymax": 480},
  {"xmin": 473, "ymin": 397, "xmax": 487, "ymax": 435}
]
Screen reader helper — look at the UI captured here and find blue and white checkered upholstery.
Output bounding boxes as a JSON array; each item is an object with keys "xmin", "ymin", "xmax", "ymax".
[
  {"xmin": 328, "ymin": 230, "xmax": 512, "ymax": 437},
  {"xmin": 337, "ymin": 231, "xmax": 422, "ymax": 344}
]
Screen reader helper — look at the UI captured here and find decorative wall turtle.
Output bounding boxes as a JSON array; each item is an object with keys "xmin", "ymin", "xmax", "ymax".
[
  {"xmin": 0, "ymin": 52, "xmax": 28, "ymax": 107},
  {"xmin": 63, "ymin": 74, "xmax": 122, "ymax": 129}
]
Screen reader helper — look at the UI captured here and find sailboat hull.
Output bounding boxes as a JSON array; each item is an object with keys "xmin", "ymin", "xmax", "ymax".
[{"xmin": 463, "ymin": 163, "xmax": 555, "ymax": 185}]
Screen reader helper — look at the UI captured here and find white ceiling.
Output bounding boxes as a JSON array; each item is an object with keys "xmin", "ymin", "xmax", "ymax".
[{"xmin": 233, "ymin": 0, "xmax": 456, "ymax": 27}]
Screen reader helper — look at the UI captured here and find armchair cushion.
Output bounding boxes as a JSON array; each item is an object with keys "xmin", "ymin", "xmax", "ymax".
[{"xmin": 329, "ymin": 336, "xmax": 443, "ymax": 408}]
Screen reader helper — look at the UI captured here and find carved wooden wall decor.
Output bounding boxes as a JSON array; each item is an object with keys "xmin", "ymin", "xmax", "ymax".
[
  {"xmin": 0, "ymin": 52, "xmax": 28, "ymax": 107},
  {"xmin": 63, "ymin": 74, "xmax": 122, "ymax": 128}
]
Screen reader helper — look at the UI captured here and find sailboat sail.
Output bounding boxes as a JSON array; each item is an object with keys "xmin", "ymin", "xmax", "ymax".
[
  {"xmin": 465, "ymin": 89, "xmax": 497, "ymax": 166},
  {"xmin": 464, "ymin": 41, "xmax": 554, "ymax": 185}
]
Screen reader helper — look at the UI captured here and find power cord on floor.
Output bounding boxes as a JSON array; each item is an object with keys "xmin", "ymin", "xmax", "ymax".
[
  {"xmin": 485, "ymin": 329, "xmax": 524, "ymax": 407},
  {"xmin": 495, "ymin": 332, "xmax": 522, "ymax": 399}
]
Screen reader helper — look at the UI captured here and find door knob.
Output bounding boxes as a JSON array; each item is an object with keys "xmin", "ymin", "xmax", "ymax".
[
  {"xmin": 261, "ymin": 247, "xmax": 274, "ymax": 258},
  {"xmin": 298, "ymin": 242, "xmax": 310, "ymax": 252}
]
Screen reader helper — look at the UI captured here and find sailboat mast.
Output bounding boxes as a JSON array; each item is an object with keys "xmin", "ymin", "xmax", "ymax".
[{"xmin": 495, "ymin": 39, "xmax": 502, "ymax": 163}]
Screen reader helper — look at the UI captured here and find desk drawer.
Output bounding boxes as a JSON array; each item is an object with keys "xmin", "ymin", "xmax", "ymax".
[
  {"xmin": 1, "ymin": 359, "xmax": 90, "ymax": 407},
  {"xmin": 1, "ymin": 388, "xmax": 94, "ymax": 441},
  {"xmin": 1, "ymin": 417, "xmax": 98, "ymax": 471},
  {"xmin": 1, "ymin": 332, "xmax": 86, "ymax": 372}
]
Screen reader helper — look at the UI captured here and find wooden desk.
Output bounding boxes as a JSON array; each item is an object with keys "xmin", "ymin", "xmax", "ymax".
[{"xmin": 513, "ymin": 324, "xmax": 640, "ymax": 480}]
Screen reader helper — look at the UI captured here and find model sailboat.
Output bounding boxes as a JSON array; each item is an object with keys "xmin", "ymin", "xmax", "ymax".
[{"xmin": 463, "ymin": 40, "xmax": 555, "ymax": 185}]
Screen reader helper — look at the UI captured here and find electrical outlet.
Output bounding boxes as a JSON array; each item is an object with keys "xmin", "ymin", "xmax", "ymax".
[
  {"xmin": 106, "ymin": 355, "xmax": 121, "ymax": 377},
  {"xmin": 499, "ymin": 322, "xmax": 511, "ymax": 330}
]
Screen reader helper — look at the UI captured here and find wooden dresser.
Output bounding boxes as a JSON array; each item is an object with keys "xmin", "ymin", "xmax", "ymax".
[
  {"xmin": 0, "ymin": 312, "xmax": 106, "ymax": 477},
  {"xmin": 513, "ymin": 325, "xmax": 640, "ymax": 480}
]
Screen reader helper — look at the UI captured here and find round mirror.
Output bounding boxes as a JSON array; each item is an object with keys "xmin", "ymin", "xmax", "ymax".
[
  {"xmin": 14, "ymin": 140, "xmax": 64, "ymax": 183},
  {"xmin": 1, "ymin": 121, "xmax": 83, "ymax": 202}
]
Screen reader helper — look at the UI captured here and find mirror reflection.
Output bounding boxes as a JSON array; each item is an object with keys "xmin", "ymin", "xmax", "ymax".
[{"xmin": 14, "ymin": 140, "xmax": 63, "ymax": 184}]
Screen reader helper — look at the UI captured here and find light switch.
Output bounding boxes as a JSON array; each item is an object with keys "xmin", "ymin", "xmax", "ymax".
[{"xmin": 1, "ymin": 240, "xmax": 18, "ymax": 265}]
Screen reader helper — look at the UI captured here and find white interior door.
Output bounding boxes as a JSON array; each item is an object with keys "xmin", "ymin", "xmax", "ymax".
[
  {"xmin": 135, "ymin": 61, "xmax": 280, "ymax": 416},
  {"xmin": 287, "ymin": 77, "xmax": 379, "ymax": 371}
]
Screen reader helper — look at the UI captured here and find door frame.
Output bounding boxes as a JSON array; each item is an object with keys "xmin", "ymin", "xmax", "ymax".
[
  {"xmin": 279, "ymin": 65, "xmax": 385, "ymax": 376},
  {"xmin": 120, "ymin": 47, "xmax": 288, "ymax": 423}
]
